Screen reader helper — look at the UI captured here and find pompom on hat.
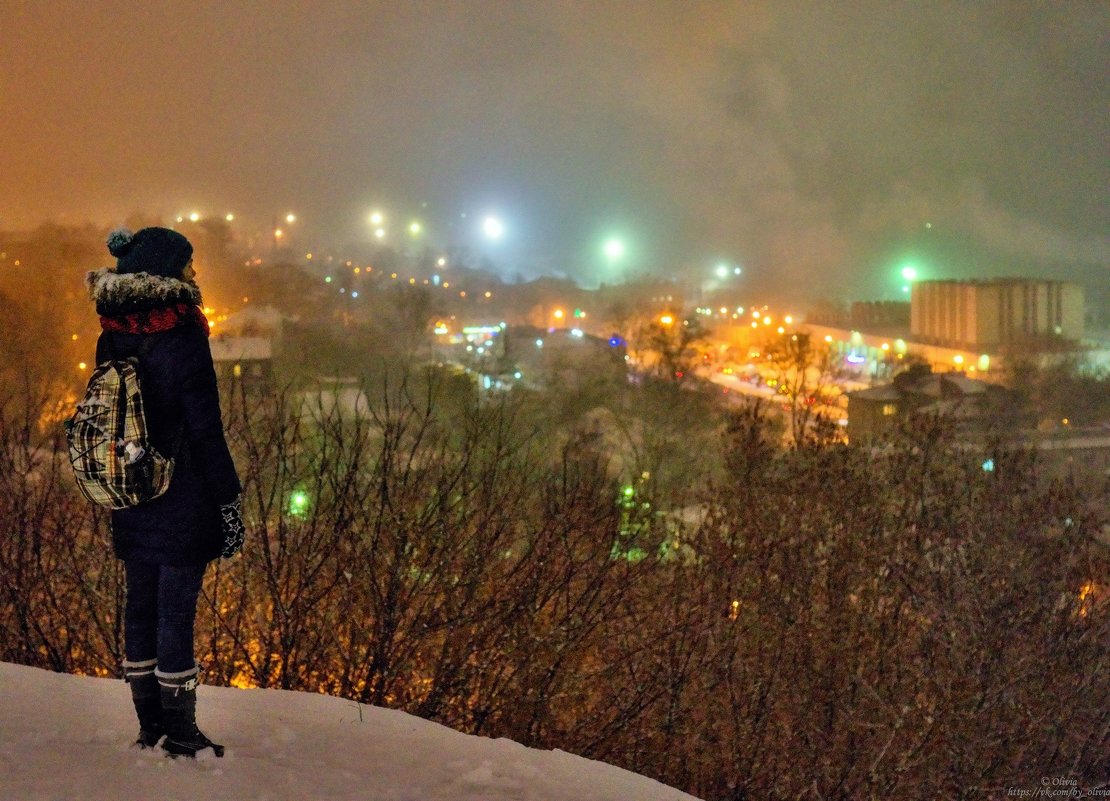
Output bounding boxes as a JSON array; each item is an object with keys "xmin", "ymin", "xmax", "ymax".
[{"xmin": 107, "ymin": 226, "xmax": 193, "ymax": 279}]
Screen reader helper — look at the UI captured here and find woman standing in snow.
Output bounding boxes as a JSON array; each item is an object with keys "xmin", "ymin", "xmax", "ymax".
[{"xmin": 87, "ymin": 227, "xmax": 244, "ymax": 758}]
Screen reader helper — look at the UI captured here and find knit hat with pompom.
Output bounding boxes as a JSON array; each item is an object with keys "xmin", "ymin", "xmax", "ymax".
[{"xmin": 107, "ymin": 227, "xmax": 193, "ymax": 279}]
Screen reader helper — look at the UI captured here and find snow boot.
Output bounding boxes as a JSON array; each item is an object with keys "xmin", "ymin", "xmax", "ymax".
[
  {"xmin": 123, "ymin": 658, "xmax": 162, "ymax": 748},
  {"xmin": 158, "ymin": 668, "xmax": 224, "ymax": 758}
]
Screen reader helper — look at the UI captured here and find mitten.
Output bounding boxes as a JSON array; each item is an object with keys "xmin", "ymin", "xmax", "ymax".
[{"xmin": 219, "ymin": 496, "xmax": 245, "ymax": 559}]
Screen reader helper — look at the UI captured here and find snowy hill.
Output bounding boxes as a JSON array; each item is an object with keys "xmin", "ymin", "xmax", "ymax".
[{"xmin": 0, "ymin": 662, "xmax": 701, "ymax": 801}]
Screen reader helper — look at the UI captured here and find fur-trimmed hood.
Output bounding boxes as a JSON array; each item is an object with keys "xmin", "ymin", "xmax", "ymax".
[{"xmin": 86, "ymin": 267, "xmax": 203, "ymax": 317}]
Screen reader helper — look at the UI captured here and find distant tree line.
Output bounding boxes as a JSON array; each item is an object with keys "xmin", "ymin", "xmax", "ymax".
[{"xmin": 1, "ymin": 364, "xmax": 1107, "ymax": 800}]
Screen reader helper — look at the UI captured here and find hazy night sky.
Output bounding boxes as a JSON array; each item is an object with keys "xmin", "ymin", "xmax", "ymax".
[{"xmin": 1, "ymin": 1, "xmax": 1106, "ymax": 299}]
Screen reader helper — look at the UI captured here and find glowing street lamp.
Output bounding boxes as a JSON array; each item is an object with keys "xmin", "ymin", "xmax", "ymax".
[
  {"xmin": 225, "ymin": 213, "xmax": 235, "ymax": 222},
  {"xmin": 659, "ymin": 314, "xmax": 674, "ymax": 326},
  {"xmin": 272, "ymin": 212, "xmax": 296, "ymax": 252},
  {"xmin": 482, "ymin": 215, "xmax": 504, "ymax": 240},
  {"xmin": 189, "ymin": 212, "xmax": 200, "ymax": 222},
  {"xmin": 603, "ymin": 237, "xmax": 625, "ymax": 261},
  {"xmin": 408, "ymin": 221, "xmax": 422, "ymax": 236},
  {"xmin": 369, "ymin": 210, "xmax": 384, "ymax": 226}
]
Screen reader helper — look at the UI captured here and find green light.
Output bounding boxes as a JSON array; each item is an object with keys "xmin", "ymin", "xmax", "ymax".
[
  {"xmin": 573, "ymin": 308, "xmax": 583, "ymax": 318},
  {"xmin": 288, "ymin": 490, "xmax": 310, "ymax": 517},
  {"xmin": 901, "ymin": 265, "xmax": 918, "ymax": 281},
  {"xmin": 622, "ymin": 485, "xmax": 634, "ymax": 498},
  {"xmin": 603, "ymin": 238, "xmax": 625, "ymax": 261}
]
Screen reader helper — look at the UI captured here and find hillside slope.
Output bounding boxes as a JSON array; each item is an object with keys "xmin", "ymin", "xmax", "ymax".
[{"xmin": 0, "ymin": 662, "xmax": 700, "ymax": 801}]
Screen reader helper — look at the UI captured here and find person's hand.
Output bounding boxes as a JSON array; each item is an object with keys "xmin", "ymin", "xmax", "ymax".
[{"xmin": 219, "ymin": 496, "xmax": 245, "ymax": 559}]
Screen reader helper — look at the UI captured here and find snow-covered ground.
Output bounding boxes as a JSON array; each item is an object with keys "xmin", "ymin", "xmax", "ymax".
[{"xmin": 0, "ymin": 661, "xmax": 701, "ymax": 801}]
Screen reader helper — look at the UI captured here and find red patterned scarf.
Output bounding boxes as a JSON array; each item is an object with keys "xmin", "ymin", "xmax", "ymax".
[{"xmin": 100, "ymin": 303, "xmax": 210, "ymax": 337}]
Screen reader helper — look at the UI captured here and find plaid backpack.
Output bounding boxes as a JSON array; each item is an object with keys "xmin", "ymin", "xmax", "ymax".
[{"xmin": 65, "ymin": 342, "xmax": 177, "ymax": 509}]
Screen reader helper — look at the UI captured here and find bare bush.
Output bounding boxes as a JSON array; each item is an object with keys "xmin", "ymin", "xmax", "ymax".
[{"xmin": 1, "ymin": 372, "xmax": 1106, "ymax": 800}]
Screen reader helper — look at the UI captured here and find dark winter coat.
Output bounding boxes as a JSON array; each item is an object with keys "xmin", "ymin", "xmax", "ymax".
[{"xmin": 87, "ymin": 268, "xmax": 241, "ymax": 566}]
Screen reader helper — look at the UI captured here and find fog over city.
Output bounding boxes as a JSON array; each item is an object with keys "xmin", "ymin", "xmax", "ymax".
[
  {"xmin": 1, "ymin": 1, "xmax": 1106, "ymax": 299},
  {"xmin": 2, "ymin": 4, "xmax": 1109, "ymax": 800}
]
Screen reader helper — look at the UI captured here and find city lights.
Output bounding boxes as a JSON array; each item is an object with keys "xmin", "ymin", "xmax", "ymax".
[
  {"xmin": 285, "ymin": 213, "xmax": 296, "ymax": 224},
  {"xmin": 369, "ymin": 210, "xmax": 383, "ymax": 226}
]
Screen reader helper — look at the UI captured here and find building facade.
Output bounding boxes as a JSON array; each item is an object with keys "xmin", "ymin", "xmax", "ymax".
[{"xmin": 911, "ymin": 279, "xmax": 1083, "ymax": 349}]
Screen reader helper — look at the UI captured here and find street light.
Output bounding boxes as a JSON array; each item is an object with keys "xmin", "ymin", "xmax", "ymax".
[
  {"xmin": 273, "ymin": 212, "xmax": 297, "ymax": 253},
  {"xmin": 603, "ymin": 237, "xmax": 626, "ymax": 261},
  {"xmin": 482, "ymin": 215, "xmax": 504, "ymax": 240}
]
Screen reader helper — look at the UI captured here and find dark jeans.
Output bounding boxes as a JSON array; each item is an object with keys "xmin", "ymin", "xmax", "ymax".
[{"xmin": 124, "ymin": 560, "xmax": 206, "ymax": 674}]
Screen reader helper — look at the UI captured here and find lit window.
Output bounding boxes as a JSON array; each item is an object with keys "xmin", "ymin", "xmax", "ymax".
[
  {"xmin": 233, "ymin": 364, "xmax": 242, "ymax": 378},
  {"xmin": 882, "ymin": 404, "xmax": 896, "ymax": 416}
]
